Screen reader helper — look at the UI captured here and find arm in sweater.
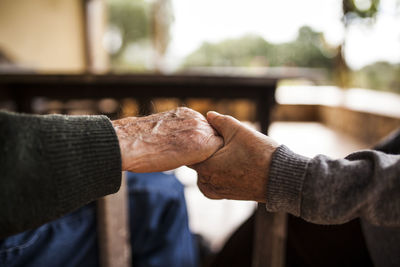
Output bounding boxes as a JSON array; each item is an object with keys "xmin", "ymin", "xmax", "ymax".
[
  {"xmin": 0, "ymin": 108, "xmax": 222, "ymax": 238},
  {"xmin": 190, "ymin": 111, "xmax": 400, "ymax": 227},
  {"xmin": 0, "ymin": 111, "xmax": 122, "ymax": 238},
  {"xmin": 374, "ymin": 128, "xmax": 400, "ymax": 154},
  {"xmin": 267, "ymin": 144, "xmax": 400, "ymax": 227}
]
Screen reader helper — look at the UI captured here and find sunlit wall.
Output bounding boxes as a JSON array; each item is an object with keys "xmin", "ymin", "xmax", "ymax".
[{"xmin": 0, "ymin": 0, "xmax": 87, "ymax": 72}]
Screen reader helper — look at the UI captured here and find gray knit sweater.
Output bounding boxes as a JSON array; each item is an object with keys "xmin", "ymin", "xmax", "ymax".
[
  {"xmin": 267, "ymin": 129, "xmax": 400, "ymax": 267},
  {"xmin": 0, "ymin": 111, "xmax": 122, "ymax": 238}
]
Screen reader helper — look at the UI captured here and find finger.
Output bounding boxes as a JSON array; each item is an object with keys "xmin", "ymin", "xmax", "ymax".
[
  {"xmin": 206, "ymin": 111, "xmax": 241, "ymax": 141},
  {"xmin": 206, "ymin": 134, "xmax": 224, "ymax": 153},
  {"xmin": 197, "ymin": 177, "xmax": 221, "ymax": 200},
  {"xmin": 188, "ymin": 161, "xmax": 206, "ymax": 173}
]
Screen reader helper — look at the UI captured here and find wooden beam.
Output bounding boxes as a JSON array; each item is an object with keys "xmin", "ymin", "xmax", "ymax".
[
  {"xmin": 252, "ymin": 88, "xmax": 287, "ymax": 267},
  {"xmin": 97, "ymin": 172, "xmax": 131, "ymax": 267},
  {"xmin": 252, "ymin": 205, "xmax": 287, "ymax": 267}
]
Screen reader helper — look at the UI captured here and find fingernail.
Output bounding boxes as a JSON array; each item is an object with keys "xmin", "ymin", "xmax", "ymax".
[{"xmin": 207, "ymin": 111, "xmax": 219, "ymax": 120}]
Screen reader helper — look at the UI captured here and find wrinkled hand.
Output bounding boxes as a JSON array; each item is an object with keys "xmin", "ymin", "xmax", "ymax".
[
  {"xmin": 112, "ymin": 107, "xmax": 223, "ymax": 173},
  {"xmin": 191, "ymin": 111, "xmax": 279, "ymax": 203}
]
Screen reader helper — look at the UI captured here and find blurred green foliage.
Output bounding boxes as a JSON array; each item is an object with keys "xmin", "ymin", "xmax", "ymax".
[
  {"xmin": 182, "ymin": 25, "xmax": 400, "ymax": 93},
  {"xmin": 334, "ymin": 0, "xmax": 381, "ymax": 88},
  {"xmin": 107, "ymin": 0, "xmax": 150, "ymax": 59},
  {"xmin": 183, "ymin": 26, "xmax": 336, "ymax": 69},
  {"xmin": 106, "ymin": 0, "xmax": 173, "ymax": 71},
  {"xmin": 342, "ymin": 0, "xmax": 380, "ymax": 23},
  {"xmin": 105, "ymin": 0, "xmax": 400, "ymax": 93},
  {"xmin": 340, "ymin": 0, "xmax": 400, "ymax": 93},
  {"xmin": 352, "ymin": 62, "xmax": 400, "ymax": 93}
]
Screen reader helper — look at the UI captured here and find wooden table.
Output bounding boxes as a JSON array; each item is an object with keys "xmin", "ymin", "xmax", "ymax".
[{"xmin": 0, "ymin": 73, "xmax": 287, "ymax": 267}]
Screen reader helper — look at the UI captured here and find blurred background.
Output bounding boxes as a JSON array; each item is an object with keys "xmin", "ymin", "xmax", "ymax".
[
  {"xmin": 1, "ymin": 0, "xmax": 400, "ymax": 263},
  {"xmin": 1, "ymin": 0, "xmax": 400, "ymax": 85}
]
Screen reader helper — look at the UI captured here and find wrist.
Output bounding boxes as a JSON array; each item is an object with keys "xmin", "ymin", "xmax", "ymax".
[
  {"xmin": 111, "ymin": 119, "xmax": 131, "ymax": 171},
  {"xmin": 254, "ymin": 144, "xmax": 278, "ymax": 203},
  {"xmin": 266, "ymin": 145, "xmax": 309, "ymax": 215}
]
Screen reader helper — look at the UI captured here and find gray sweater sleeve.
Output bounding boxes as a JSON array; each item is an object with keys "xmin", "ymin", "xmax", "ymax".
[
  {"xmin": 266, "ymin": 145, "xmax": 400, "ymax": 227},
  {"xmin": 0, "ymin": 111, "xmax": 122, "ymax": 238}
]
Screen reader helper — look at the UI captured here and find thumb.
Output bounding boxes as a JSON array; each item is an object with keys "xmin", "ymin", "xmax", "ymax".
[{"xmin": 206, "ymin": 111, "xmax": 241, "ymax": 141}]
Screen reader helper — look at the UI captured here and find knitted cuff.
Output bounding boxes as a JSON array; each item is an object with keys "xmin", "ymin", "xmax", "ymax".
[
  {"xmin": 40, "ymin": 114, "xmax": 122, "ymax": 215},
  {"xmin": 266, "ymin": 145, "xmax": 310, "ymax": 216}
]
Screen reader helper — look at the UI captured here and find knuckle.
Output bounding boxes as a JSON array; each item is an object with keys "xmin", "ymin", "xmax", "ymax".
[
  {"xmin": 197, "ymin": 172, "xmax": 211, "ymax": 183},
  {"xmin": 178, "ymin": 106, "xmax": 190, "ymax": 111},
  {"xmin": 198, "ymin": 184, "xmax": 216, "ymax": 199},
  {"xmin": 197, "ymin": 176, "xmax": 222, "ymax": 200},
  {"xmin": 197, "ymin": 179, "xmax": 208, "ymax": 193},
  {"xmin": 191, "ymin": 118, "xmax": 203, "ymax": 128},
  {"xmin": 205, "ymin": 192, "xmax": 219, "ymax": 200},
  {"xmin": 176, "ymin": 106, "xmax": 193, "ymax": 115}
]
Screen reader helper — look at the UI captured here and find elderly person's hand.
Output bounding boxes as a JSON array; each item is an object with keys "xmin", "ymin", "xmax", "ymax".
[
  {"xmin": 190, "ymin": 111, "xmax": 279, "ymax": 202},
  {"xmin": 112, "ymin": 107, "xmax": 223, "ymax": 173}
]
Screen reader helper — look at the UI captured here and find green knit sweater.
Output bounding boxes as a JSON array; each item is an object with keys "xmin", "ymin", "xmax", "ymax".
[{"xmin": 0, "ymin": 111, "xmax": 122, "ymax": 238}]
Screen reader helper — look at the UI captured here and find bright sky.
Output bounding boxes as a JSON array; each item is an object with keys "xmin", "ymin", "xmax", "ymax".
[{"xmin": 167, "ymin": 0, "xmax": 400, "ymax": 69}]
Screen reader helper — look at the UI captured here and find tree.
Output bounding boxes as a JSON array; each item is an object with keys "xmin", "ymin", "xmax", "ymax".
[
  {"xmin": 106, "ymin": 0, "xmax": 173, "ymax": 71},
  {"xmin": 352, "ymin": 62, "xmax": 400, "ymax": 93},
  {"xmin": 334, "ymin": 0, "xmax": 380, "ymax": 87},
  {"xmin": 151, "ymin": 0, "xmax": 174, "ymax": 71},
  {"xmin": 107, "ymin": 0, "xmax": 150, "ymax": 60},
  {"xmin": 182, "ymin": 26, "xmax": 335, "ymax": 70}
]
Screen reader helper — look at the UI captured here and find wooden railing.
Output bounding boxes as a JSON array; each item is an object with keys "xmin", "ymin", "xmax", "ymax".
[{"xmin": 0, "ymin": 73, "xmax": 285, "ymax": 267}]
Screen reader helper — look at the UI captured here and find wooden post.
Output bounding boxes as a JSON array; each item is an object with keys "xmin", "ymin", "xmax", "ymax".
[
  {"xmin": 252, "ymin": 206, "xmax": 287, "ymax": 267},
  {"xmin": 97, "ymin": 172, "xmax": 131, "ymax": 267},
  {"xmin": 252, "ymin": 87, "xmax": 288, "ymax": 267},
  {"xmin": 138, "ymin": 98, "xmax": 153, "ymax": 116}
]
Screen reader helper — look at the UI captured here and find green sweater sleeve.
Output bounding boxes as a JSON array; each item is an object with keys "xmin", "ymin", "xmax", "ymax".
[{"xmin": 0, "ymin": 111, "xmax": 122, "ymax": 238}]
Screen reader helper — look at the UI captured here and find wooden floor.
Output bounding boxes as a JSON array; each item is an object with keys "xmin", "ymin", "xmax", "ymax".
[{"xmin": 269, "ymin": 121, "xmax": 368, "ymax": 158}]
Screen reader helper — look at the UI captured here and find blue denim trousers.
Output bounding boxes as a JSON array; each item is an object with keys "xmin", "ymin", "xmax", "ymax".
[{"xmin": 0, "ymin": 172, "xmax": 197, "ymax": 267}]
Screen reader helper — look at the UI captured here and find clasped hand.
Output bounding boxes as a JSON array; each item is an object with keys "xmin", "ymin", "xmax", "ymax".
[{"xmin": 112, "ymin": 107, "xmax": 278, "ymax": 202}]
